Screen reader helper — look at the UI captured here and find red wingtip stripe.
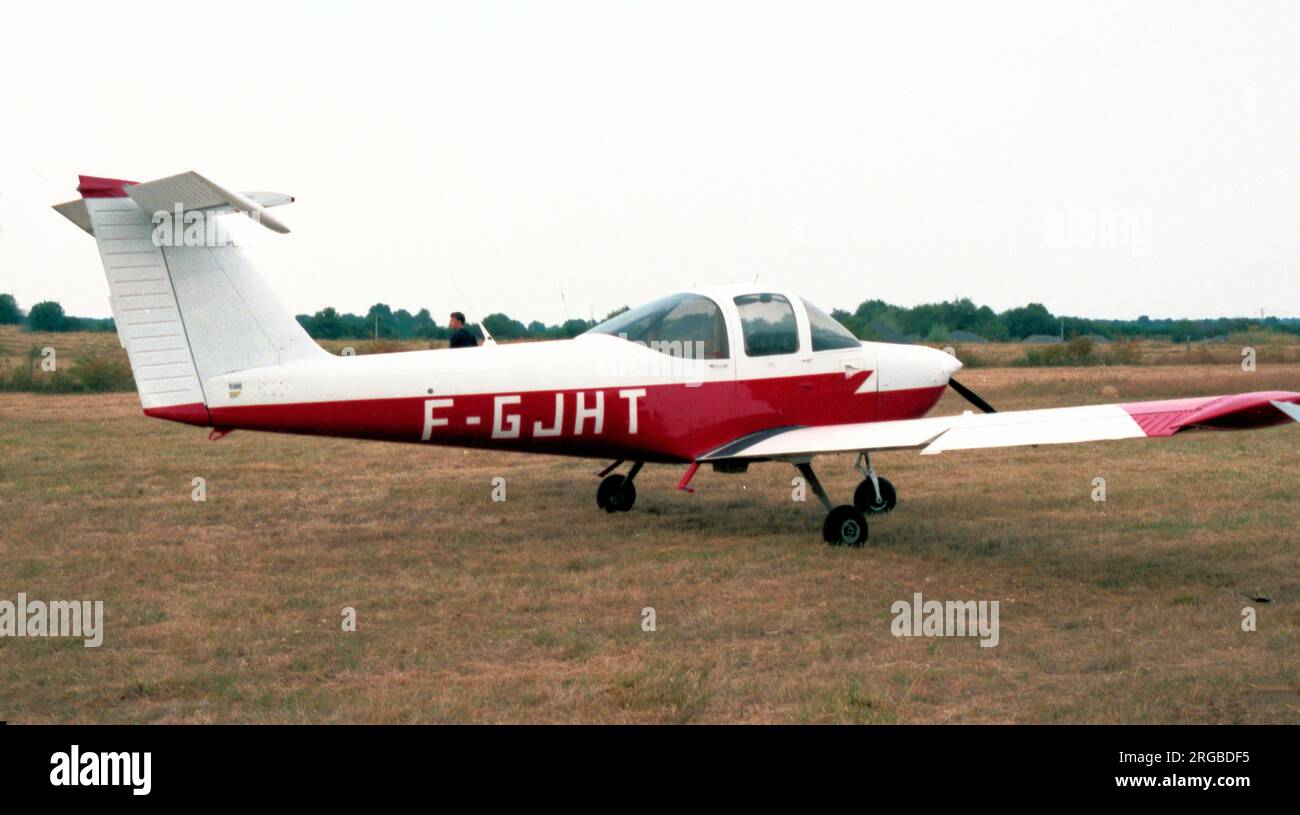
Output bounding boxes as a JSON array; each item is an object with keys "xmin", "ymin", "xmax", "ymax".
[
  {"xmin": 1122, "ymin": 391, "xmax": 1300, "ymax": 436},
  {"xmin": 77, "ymin": 175, "xmax": 138, "ymax": 198}
]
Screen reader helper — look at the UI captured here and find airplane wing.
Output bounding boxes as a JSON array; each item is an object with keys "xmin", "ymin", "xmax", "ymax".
[{"xmin": 700, "ymin": 390, "xmax": 1300, "ymax": 461}]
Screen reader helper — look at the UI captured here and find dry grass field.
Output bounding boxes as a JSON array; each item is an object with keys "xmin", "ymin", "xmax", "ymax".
[
  {"xmin": 1, "ymin": 363, "xmax": 1298, "ymax": 723},
  {"xmin": 0, "ymin": 325, "xmax": 450, "ymax": 374},
  {"xmin": 952, "ymin": 334, "xmax": 1300, "ymax": 367},
  {"xmin": 0, "ymin": 325, "xmax": 123, "ymax": 367}
]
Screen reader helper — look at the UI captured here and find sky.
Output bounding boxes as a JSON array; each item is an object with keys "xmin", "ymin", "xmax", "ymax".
[{"xmin": 1, "ymin": 0, "xmax": 1297, "ymax": 325}]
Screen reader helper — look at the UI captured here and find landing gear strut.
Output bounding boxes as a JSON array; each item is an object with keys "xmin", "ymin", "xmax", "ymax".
[
  {"xmin": 596, "ymin": 461, "xmax": 642, "ymax": 513},
  {"xmin": 852, "ymin": 452, "xmax": 897, "ymax": 514},
  {"xmin": 795, "ymin": 462, "xmax": 868, "ymax": 547}
]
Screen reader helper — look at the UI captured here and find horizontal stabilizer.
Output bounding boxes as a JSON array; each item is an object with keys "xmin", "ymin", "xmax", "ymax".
[
  {"xmin": 54, "ymin": 172, "xmax": 294, "ymax": 236},
  {"xmin": 52, "ymin": 199, "xmax": 93, "ymax": 234},
  {"xmin": 125, "ymin": 171, "xmax": 293, "ymax": 234}
]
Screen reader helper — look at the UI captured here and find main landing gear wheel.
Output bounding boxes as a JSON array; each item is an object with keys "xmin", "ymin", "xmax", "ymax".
[
  {"xmin": 854, "ymin": 476, "xmax": 897, "ymax": 514},
  {"xmin": 596, "ymin": 474, "xmax": 636, "ymax": 513},
  {"xmin": 794, "ymin": 462, "xmax": 871, "ymax": 547},
  {"xmin": 823, "ymin": 505, "xmax": 869, "ymax": 547}
]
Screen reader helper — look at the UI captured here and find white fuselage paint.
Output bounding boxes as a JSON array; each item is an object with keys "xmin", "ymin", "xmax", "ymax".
[{"xmin": 205, "ymin": 285, "xmax": 959, "ymax": 415}]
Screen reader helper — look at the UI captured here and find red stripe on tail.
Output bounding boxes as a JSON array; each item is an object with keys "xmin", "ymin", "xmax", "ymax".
[
  {"xmin": 143, "ymin": 402, "xmax": 210, "ymax": 427},
  {"xmin": 77, "ymin": 175, "xmax": 138, "ymax": 198}
]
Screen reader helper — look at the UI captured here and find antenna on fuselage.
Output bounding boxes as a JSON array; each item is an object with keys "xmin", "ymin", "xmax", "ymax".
[
  {"xmin": 559, "ymin": 285, "xmax": 570, "ymax": 323},
  {"xmin": 448, "ymin": 271, "xmax": 496, "ymax": 345}
]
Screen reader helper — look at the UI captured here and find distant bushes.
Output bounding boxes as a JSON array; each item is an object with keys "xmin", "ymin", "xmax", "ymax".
[
  {"xmin": 0, "ymin": 294, "xmax": 116, "ymax": 333},
  {"xmin": 69, "ymin": 350, "xmax": 136, "ymax": 391},
  {"xmin": 1012, "ymin": 336, "xmax": 1151, "ymax": 367},
  {"xmin": 296, "ymin": 304, "xmax": 598, "ymax": 342},
  {"xmin": 948, "ymin": 347, "xmax": 989, "ymax": 368},
  {"xmin": 0, "ymin": 347, "xmax": 134, "ymax": 393},
  {"xmin": 1228, "ymin": 328, "xmax": 1300, "ymax": 346},
  {"xmin": 1106, "ymin": 338, "xmax": 1143, "ymax": 365},
  {"xmin": 1018, "ymin": 336, "xmax": 1097, "ymax": 367}
]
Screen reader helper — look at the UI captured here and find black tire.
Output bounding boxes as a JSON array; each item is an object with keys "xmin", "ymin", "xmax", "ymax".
[
  {"xmin": 854, "ymin": 476, "xmax": 897, "ymax": 514},
  {"xmin": 616, "ymin": 479, "xmax": 636, "ymax": 512},
  {"xmin": 822, "ymin": 505, "xmax": 869, "ymax": 547},
  {"xmin": 596, "ymin": 475, "xmax": 636, "ymax": 513}
]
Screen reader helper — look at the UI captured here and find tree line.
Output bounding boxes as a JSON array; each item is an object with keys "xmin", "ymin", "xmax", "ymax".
[
  {"xmin": 833, "ymin": 298, "xmax": 1300, "ymax": 343},
  {"xmin": 3, "ymin": 292, "xmax": 1296, "ymax": 344},
  {"xmin": 294, "ymin": 303, "xmax": 609, "ymax": 342},
  {"xmin": 0, "ymin": 295, "xmax": 114, "ymax": 333}
]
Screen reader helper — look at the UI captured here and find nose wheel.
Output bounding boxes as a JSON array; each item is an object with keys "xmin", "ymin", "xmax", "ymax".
[
  {"xmin": 854, "ymin": 476, "xmax": 897, "ymax": 514},
  {"xmin": 596, "ymin": 461, "xmax": 641, "ymax": 513},
  {"xmin": 852, "ymin": 452, "xmax": 897, "ymax": 514}
]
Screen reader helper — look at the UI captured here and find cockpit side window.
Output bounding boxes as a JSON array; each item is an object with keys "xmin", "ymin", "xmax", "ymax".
[
  {"xmin": 734, "ymin": 293, "xmax": 799, "ymax": 356},
  {"xmin": 586, "ymin": 293, "xmax": 729, "ymax": 359},
  {"xmin": 803, "ymin": 299, "xmax": 861, "ymax": 351}
]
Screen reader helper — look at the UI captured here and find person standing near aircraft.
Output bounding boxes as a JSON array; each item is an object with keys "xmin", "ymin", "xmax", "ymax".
[{"xmin": 448, "ymin": 312, "xmax": 478, "ymax": 348}]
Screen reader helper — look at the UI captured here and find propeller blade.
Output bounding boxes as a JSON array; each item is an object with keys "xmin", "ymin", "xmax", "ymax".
[{"xmin": 948, "ymin": 377, "xmax": 997, "ymax": 414}]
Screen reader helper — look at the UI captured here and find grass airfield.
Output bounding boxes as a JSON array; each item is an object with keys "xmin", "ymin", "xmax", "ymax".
[{"xmin": 1, "ymin": 363, "xmax": 1297, "ymax": 722}]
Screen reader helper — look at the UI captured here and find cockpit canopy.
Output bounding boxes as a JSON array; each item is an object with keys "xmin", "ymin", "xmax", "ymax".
[
  {"xmin": 586, "ymin": 290, "xmax": 859, "ymax": 359},
  {"xmin": 586, "ymin": 293, "xmax": 729, "ymax": 359},
  {"xmin": 803, "ymin": 298, "xmax": 861, "ymax": 352}
]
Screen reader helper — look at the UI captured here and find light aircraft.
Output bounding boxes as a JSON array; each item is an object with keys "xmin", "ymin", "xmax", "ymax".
[{"xmin": 55, "ymin": 172, "xmax": 1300, "ymax": 546}]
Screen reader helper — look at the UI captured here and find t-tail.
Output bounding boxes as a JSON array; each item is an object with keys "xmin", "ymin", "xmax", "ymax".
[{"xmin": 53, "ymin": 172, "xmax": 327, "ymax": 426}]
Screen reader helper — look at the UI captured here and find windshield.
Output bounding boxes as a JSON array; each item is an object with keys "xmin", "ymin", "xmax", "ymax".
[
  {"xmin": 586, "ymin": 293, "xmax": 729, "ymax": 359},
  {"xmin": 803, "ymin": 299, "xmax": 861, "ymax": 351}
]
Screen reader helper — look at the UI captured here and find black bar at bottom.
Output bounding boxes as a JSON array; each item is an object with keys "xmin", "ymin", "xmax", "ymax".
[{"xmin": 0, "ymin": 724, "xmax": 1287, "ymax": 802}]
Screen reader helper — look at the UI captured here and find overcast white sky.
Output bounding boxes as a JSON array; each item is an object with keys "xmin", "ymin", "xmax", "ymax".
[{"xmin": 1, "ymin": 0, "xmax": 1297, "ymax": 325}]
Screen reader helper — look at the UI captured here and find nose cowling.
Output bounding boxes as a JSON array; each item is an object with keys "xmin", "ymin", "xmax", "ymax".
[
  {"xmin": 869, "ymin": 342, "xmax": 963, "ymax": 390},
  {"xmin": 913, "ymin": 344, "xmax": 963, "ymax": 379},
  {"xmin": 933, "ymin": 346, "xmax": 963, "ymax": 377}
]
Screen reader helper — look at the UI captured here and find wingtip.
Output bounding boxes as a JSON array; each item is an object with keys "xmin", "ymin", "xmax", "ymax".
[{"xmin": 1270, "ymin": 399, "xmax": 1300, "ymax": 423}]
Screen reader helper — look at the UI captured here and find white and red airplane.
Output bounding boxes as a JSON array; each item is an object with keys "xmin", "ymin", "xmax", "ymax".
[{"xmin": 55, "ymin": 172, "xmax": 1300, "ymax": 546}]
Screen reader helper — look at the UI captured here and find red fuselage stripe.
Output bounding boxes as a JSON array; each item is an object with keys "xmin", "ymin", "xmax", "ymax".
[{"xmin": 185, "ymin": 374, "xmax": 948, "ymax": 462}]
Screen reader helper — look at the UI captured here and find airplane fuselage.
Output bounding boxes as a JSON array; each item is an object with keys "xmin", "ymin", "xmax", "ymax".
[{"xmin": 156, "ymin": 333, "xmax": 958, "ymax": 463}]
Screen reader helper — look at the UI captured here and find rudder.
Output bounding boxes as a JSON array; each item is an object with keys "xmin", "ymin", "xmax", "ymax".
[{"xmin": 54, "ymin": 173, "xmax": 327, "ymax": 426}]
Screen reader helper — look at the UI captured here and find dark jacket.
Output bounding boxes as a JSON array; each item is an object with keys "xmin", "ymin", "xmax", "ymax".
[{"xmin": 449, "ymin": 327, "xmax": 478, "ymax": 348}]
